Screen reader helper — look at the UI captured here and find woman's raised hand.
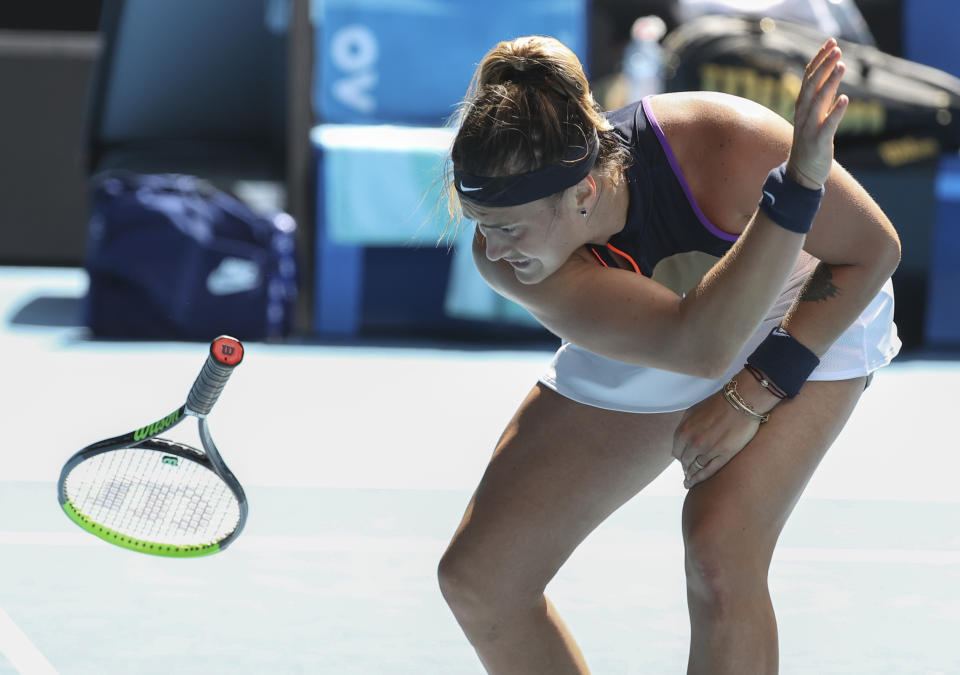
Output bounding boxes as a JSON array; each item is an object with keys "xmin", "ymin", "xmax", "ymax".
[{"xmin": 785, "ymin": 38, "xmax": 849, "ymax": 189}]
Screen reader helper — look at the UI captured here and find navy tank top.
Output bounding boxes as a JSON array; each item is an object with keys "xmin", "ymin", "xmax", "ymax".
[{"xmin": 587, "ymin": 97, "xmax": 740, "ymax": 296}]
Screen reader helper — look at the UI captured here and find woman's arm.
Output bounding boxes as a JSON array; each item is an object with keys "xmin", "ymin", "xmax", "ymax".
[
  {"xmin": 475, "ymin": 206, "xmax": 807, "ymax": 379},
  {"xmin": 675, "ymin": 159, "xmax": 900, "ymax": 488},
  {"xmin": 476, "ymin": 40, "xmax": 849, "ymax": 378},
  {"xmin": 677, "ymin": 168, "xmax": 900, "ymax": 487},
  {"xmin": 782, "ymin": 162, "xmax": 901, "ymax": 354},
  {"xmin": 728, "ymin": 160, "xmax": 901, "ymax": 414}
]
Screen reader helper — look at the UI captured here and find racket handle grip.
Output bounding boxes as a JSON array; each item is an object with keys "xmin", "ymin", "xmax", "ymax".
[{"xmin": 186, "ymin": 336, "xmax": 244, "ymax": 417}]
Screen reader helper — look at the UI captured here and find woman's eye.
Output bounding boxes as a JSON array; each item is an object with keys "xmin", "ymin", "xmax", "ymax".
[{"xmin": 477, "ymin": 222, "xmax": 518, "ymax": 236}]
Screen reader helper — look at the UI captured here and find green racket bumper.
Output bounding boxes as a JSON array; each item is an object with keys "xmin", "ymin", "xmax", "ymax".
[{"xmin": 61, "ymin": 499, "xmax": 222, "ymax": 558}]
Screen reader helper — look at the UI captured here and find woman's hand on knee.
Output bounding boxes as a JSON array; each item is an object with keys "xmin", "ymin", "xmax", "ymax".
[{"xmin": 672, "ymin": 390, "xmax": 762, "ymax": 488}]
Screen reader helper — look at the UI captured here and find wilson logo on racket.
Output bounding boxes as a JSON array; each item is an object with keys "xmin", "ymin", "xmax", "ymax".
[
  {"xmin": 212, "ymin": 336, "xmax": 244, "ymax": 366},
  {"xmin": 133, "ymin": 410, "xmax": 183, "ymax": 442}
]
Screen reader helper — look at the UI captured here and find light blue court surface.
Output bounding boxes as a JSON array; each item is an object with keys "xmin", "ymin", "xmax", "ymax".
[{"xmin": 1, "ymin": 267, "xmax": 958, "ymax": 674}]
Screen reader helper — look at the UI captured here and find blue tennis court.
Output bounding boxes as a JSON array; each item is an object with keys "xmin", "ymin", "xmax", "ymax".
[{"xmin": 1, "ymin": 267, "xmax": 958, "ymax": 674}]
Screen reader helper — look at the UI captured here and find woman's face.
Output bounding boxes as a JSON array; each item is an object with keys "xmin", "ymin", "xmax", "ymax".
[{"xmin": 463, "ymin": 196, "xmax": 589, "ymax": 285}]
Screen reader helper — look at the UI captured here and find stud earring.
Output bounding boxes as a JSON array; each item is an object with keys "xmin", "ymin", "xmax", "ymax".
[{"xmin": 580, "ymin": 209, "xmax": 588, "ymax": 218}]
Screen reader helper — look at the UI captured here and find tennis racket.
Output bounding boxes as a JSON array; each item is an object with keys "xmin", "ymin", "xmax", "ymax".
[{"xmin": 58, "ymin": 335, "xmax": 247, "ymax": 557}]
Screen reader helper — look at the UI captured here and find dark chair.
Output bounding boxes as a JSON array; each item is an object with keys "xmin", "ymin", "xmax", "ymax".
[
  {"xmin": 86, "ymin": 0, "xmax": 288, "ymax": 185},
  {"xmin": 84, "ymin": 0, "xmax": 315, "ymax": 330}
]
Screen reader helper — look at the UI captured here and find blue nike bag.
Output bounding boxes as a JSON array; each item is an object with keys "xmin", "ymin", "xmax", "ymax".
[{"xmin": 84, "ymin": 172, "xmax": 297, "ymax": 340}]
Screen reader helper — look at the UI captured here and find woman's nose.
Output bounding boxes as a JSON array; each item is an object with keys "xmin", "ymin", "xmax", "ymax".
[{"xmin": 484, "ymin": 233, "xmax": 509, "ymax": 262}]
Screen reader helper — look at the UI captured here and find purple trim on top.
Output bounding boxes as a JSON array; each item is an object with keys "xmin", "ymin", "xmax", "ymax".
[{"xmin": 641, "ymin": 96, "xmax": 739, "ymax": 242}]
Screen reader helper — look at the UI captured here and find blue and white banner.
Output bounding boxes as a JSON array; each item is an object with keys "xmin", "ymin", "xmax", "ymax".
[{"xmin": 313, "ymin": 0, "xmax": 588, "ymax": 124}]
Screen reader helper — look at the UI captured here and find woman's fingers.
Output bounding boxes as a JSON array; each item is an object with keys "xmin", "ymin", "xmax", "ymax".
[
  {"xmin": 796, "ymin": 40, "xmax": 838, "ymax": 110},
  {"xmin": 810, "ymin": 58, "xmax": 846, "ymax": 121},
  {"xmin": 681, "ymin": 440, "xmax": 745, "ymax": 488},
  {"xmin": 787, "ymin": 38, "xmax": 849, "ymax": 187},
  {"xmin": 684, "ymin": 454, "xmax": 722, "ymax": 489},
  {"xmin": 820, "ymin": 90, "xmax": 849, "ymax": 138},
  {"xmin": 798, "ymin": 48, "xmax": 843, "ymax": 126},
  {"xmin": 807, "ymin": 37, "xmax": 838, "ymax": 72},
  {"xmin": 673, "ymin": 427, "xmax": 711, "ymax": 479}
]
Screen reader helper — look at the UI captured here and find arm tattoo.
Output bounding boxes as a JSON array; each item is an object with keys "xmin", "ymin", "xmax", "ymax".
[{"xmin": 798, "ymin": 263, "xmax": 841, "ymax": 303}]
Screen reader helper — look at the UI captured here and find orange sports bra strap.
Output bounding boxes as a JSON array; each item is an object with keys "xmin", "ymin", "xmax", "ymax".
[
  {"xmin": 605, "ymin": 243, "xmax": 642, "ymax": 275},
  {"xmin": 589, "ymin": 246, "xmax": 609, "ymax": 267}
]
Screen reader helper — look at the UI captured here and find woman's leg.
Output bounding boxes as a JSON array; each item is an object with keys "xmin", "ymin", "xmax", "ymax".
[
  {"xmin": 438, "ymin": 383, "xmax": 683, "ymax": 674},
  {"xmin": 682, "ymin": 377, "xmax": 867, "ymax": 674}
]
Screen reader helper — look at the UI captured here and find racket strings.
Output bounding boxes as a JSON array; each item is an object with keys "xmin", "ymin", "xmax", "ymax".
[{"xmin": 64, "ymin": 446, "xmax": 240, "ymax": 546}]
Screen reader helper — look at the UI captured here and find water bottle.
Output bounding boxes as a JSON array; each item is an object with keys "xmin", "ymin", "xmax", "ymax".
[{"xmin": 624, "ymin": 15, "xmax": 667, "ymax": 103}]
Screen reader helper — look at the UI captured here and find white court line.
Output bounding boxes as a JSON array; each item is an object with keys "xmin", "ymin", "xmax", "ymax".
[
  {"xmin": 1, "ymin": 532, "xmax": 959, "ymax": 565},
  {"xmin": 0, "ymin": 608, "xmax": 58, "ymax": 675}
]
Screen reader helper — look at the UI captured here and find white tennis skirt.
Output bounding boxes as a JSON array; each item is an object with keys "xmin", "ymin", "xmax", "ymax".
[{"xmin": 539, "ymin": 253, "xmax": 901, "ymax": 414}]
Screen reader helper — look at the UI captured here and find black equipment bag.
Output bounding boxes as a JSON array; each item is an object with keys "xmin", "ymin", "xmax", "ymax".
[
  {"xmin": 662, "ymin": 15, "xmax": 960, "ymax": 168},
  {"xmin": 84, "ymin": 172, "xmax": 298, "ymax": 341}
]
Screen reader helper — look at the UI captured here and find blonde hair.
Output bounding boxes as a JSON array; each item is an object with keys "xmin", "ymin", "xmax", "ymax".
[{"xmin": 443, "ymin": 36, "xmax": 630, "ymax": 231}]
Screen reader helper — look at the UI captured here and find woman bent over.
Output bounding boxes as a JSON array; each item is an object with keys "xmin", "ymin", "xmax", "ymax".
[{"xmin": 438, "ymin": 35, "xmax": 901, "ymax": 674}]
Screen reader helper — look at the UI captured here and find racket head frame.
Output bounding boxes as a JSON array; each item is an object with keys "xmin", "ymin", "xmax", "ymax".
[
  {"xmin": 58, "ymin": 423, "xmax": 248, "ymax": 557},
  {"xmin": 57, "ymin": 335, "xmax": 248, "ymax": 557}
]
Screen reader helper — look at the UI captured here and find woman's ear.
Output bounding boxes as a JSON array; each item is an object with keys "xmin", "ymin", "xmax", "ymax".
[{"xmin": 574, "ymin": 174, "xmax": 599, "ymax": 217}]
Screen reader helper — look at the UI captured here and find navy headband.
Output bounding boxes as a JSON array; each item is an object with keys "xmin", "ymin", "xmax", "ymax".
[{"xmin": 454, "ymin": 131, "xmax": 600, "ymax": 207}]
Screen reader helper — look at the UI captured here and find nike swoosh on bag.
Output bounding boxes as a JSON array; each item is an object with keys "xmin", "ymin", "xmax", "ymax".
[{"xmin": 207, "ymin": 258, "xmax": 261, "ymax": 295}]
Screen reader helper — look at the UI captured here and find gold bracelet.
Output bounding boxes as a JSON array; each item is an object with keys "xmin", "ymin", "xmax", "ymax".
[{"xmin": 722, "ymin": 379, "xmax": 770, "ymax": 424}]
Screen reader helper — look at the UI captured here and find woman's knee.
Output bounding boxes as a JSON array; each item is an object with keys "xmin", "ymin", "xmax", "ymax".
[
  {"xmin": 682, "ymin": 508, "xmax": 774, "ymax": 611},
  {"xmin": 437, "ymin": 544, "xmax": 483, "ymax": 610},
  {"xmin": 437, "ymin": 537, "xmax": 544, "ymax": 621}
]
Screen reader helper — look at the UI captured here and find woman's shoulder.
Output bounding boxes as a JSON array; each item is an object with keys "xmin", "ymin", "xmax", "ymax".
[
  {"xmin": 644, "ymin": 91, "xmax": 788, "ymax": 134},
  {"xmin": 645, "ymin": 91, "xmax": 796, "ymax": 229}
]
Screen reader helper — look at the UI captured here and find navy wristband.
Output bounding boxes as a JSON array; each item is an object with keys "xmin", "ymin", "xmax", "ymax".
[
  {"xmin": 746, "ymin": 326, "xmax": 820, "ymax": 398},
  {"xmin": 758, "ymin": 163, "xmax": 825, "ymax": 234}
]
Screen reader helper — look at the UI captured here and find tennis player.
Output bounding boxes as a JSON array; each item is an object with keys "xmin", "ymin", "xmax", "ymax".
[{"xmin": 438, "ymin": 35, "xmax": 900, "ymax": 673}]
